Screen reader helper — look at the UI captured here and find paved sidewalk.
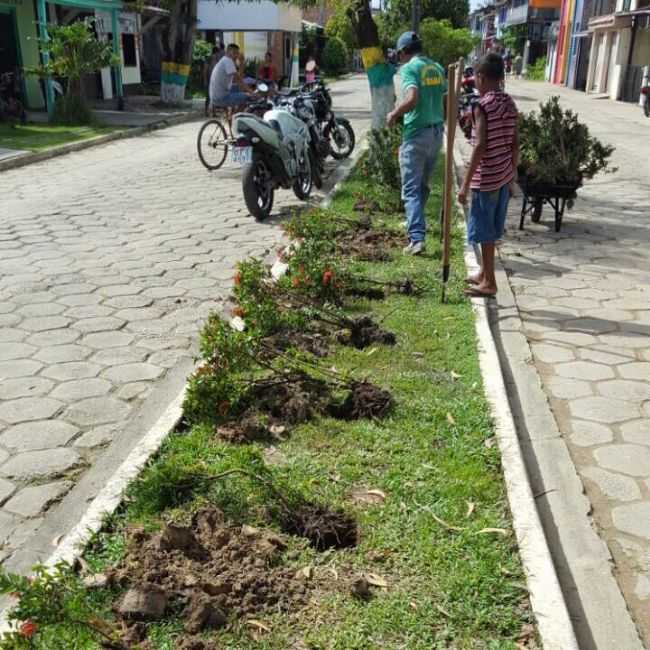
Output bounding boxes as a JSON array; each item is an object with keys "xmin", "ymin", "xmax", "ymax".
[
  {"xmin": 0, "ymin": 74, "xmax": 371, "ymax": 574},
  {"xmin": 476, "ymin": 81, "xmax": 650, "ymax": 644}
]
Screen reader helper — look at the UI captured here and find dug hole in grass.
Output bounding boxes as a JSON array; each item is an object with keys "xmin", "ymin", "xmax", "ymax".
[{"xmin": 0, "ymin": 141, "xmax": 537, "ymax": 649}]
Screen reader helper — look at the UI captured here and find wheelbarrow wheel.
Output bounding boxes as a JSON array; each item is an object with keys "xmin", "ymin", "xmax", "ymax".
[{"xmin": 531, "ymin": 199, "xmax": 543, "ymax": 223}]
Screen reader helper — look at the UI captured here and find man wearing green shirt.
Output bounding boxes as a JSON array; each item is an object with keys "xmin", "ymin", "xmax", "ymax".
[{"xmin": 387, "ymin": 32, "xmax": 446, "ymax": 255}]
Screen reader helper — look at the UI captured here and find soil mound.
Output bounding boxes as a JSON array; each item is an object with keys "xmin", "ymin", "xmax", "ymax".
[
  {"xmin": 108, "ymin": 508, "xmax": 310, "ymax": 643},
  {"xmin": 338, "ymin": 316, "xmax": 396, "ymax": 349},
  {"xmin": 331, "ymin": 381, "xmax": 394, "ymax": 420},
  {"xmin": 281, "ymin": 503, "xmax": 358, "ymax": 550}
]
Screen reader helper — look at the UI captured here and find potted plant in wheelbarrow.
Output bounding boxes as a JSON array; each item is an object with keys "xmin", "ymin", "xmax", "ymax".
[{"xmin": 517, "ymin": 96, "xmax": 616, "ymax": 232}]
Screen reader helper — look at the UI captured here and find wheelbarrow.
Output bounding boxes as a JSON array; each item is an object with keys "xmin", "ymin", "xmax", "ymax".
[{"xmin": 518, "ymin": 175, "xmax": 580, "ymax": 233}]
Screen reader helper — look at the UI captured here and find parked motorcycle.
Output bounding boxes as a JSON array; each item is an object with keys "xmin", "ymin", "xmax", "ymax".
[
  {"xmin": 458, "ymin": 67, "xmax": 479, "ymax": 141},
  {"xmin": 301, "ymin": 80, "xmax": 355, "ymax": 159},
  {"xmin": 232, "ymin": 99, "xmax": 313, "ymax": 220},
  {"xmin": 275, "ymin": 92, "xmax": 328, "ymax": 188},
  {"xmin": 641, "ymin": 83, "xmax": 650, "ymax": 118}
]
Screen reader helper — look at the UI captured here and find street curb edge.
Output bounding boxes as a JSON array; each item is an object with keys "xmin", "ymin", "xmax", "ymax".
[{"xmin": 0, "ymin": 111, "xmax": 201, "ymax": 173}]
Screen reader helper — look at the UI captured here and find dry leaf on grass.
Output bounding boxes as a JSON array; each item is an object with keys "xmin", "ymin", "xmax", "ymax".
[
  {"xmin": 247, "ymin": 619, "xmax": 271, "ymax": 633},
  {"xmin": 431, "ymin": 512, "xmax": 465, "ymax": 532},
  {"xmin": 450, "ymin": 371, "xmax": 461, "ymax": 380},
  {"xmin": 365, "ymin": 573, "xmax": 388, "ymax": 588},
  {"xmin": 435, "ymin": 604, "xmax": 452, "ymax": 618},
  {"xmin": 484, "ymin": 436, "xmax": 496, "ymax": 448},
  {"xmin": 352, "ymin": 488, "xmax": 387, "ymax": 505},
  {"xmin": 477, "ymin": 527, "xmax": 509, "ymax": 536},
  {"xmin": 446, "ymin": 412, "xmax": 456, "ymax": 425},
  {"xmin": 465, "ymin": 501, "xmax": 476, "ymax": 518}
]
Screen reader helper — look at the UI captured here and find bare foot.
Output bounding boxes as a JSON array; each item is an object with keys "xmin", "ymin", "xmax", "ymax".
[
  {"xmin": 464, "ymin": 283, "xmax": 497, "ymax": 297},
  {"xmin": 465, "ymin": 273, "xmax": 483, "ymax": 285}
]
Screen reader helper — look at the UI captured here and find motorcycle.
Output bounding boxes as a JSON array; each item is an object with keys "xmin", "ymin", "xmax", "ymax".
[
  {"xmin": 458, "ymin": 67, "xmax": 479, "ymax": 141},
  {"xmin": 232, "ymin": 94, "xmax": 314, "ymax": 221},
  {"xmin": 301, "ymin": 80, "xmax": 355, "ymax": 160},
  {"xmin": 641, "ymin": 83, "xmax": 650, "ymax": 118},
  {"xmin": 275, "ymin": 92, "xmax": 328, "ymax": 189}
]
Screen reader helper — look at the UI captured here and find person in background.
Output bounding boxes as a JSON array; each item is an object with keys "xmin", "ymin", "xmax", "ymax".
[
  {"xmin": 257, "ymin": 52, "xmax": 278, "ymax": 89},
  {"xmin": 305, "ymin": 56, "xmax": 318, "ymax": 84},
  {"xmin": 457, "ymin": 53, "xmax": 519, "ymax": 298},
  {"xmin": 209, "ymin": 43, "xmax": 252, "ymax": 111},
  {"xmin": 203, "ymin": 44, "xmax": 223, "ymax": 116},
  {"xmin": 386, "ymin": 31, "xmax": 447, "ymax": 256}
]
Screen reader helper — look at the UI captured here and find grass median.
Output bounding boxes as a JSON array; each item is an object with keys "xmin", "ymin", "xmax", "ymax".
[{"xmin": 0, "ymin": 155, "xmax": 535, "ymax": 650}]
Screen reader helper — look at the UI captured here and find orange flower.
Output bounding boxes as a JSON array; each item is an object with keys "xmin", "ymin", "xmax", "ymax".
[
  {"xmin": 19, "ymin": 620, "xmax": 37, "ymax": 638},
  {"xmin": 322, "ymin": 270, "xmax": 333, "ymax": 286},
  {"xmin": 233, "ymin": 272, "xmax": 241, "ymax": 286},
  {"xmin": 292, "ymin": 277, "xmax": 301, "ymax": 288},
  {"xmin": 231, "ymin": 306, "xmax": 245, "ymax": 318}
]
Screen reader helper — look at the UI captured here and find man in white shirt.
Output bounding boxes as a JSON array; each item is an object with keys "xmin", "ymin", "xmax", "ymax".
[{"xmin": 209, "ymin": 43, "xmax": 251, "ymax": 108}]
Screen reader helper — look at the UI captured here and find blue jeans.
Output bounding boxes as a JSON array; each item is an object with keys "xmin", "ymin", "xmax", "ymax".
[
  {"xmin": 212, "ymin": 90, "xmax": 249, "ymax": 107},
  {"xmin": 399, "ymin": 125, "xmax": 444, "ymax": 243}
]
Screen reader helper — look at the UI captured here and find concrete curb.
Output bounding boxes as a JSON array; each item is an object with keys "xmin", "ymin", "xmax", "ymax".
[
  {"xmin": 452, "ymin": 142, "xmax": 579, "ymax": 649},
  {"xmin": 0, "ymin": 111, "xmax": 201, "ymax": 173},
  {"xmin": 0, "ymin": 131, "xmax": 368, "ymax": 636}
]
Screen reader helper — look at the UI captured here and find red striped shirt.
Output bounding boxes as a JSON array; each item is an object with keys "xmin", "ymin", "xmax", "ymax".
[{"xmin": 470, "ymin": 91, "xmax": 518, "ymax": 192}]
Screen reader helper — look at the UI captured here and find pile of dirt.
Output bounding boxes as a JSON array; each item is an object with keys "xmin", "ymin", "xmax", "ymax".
[
  {"xmin": 281, "ymin": 503, "xmax": 358, "ymax": 551},
  {"xmin": 353, "ymin": 198, "xmax": 381, "ymax": 214},
  {"xmin": 262, "ymin": 329, "xmax": 330, "ymax": 358},
  {"xmin": 331, "ymin": 381, "xmax": 394, "ymax": 420},
  {"xmin": 108, "ymin": 508, "xmax": 311, "ymax": 644},
  {"xmin": 337, "ymin": 316, "xmax": 396, "ymax": 349},
  {"xmin": 216, "ymin": 372, "xmax": 394, "ymax": 443},
  {"xmin": 337, "ymin": 226, "xmax": 403, "ymax": 262}
]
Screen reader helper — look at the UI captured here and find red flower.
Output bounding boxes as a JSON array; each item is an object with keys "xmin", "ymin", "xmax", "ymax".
[
  {"xmin": 322, "ymin": 270, "xmax": 333, "ymax": 286},
  {"xmin": 231, "ymin": 306, "xmax": 245, "ymax": 318},
  {"xmin": 292, "ymin": 277, "xmax": 301, "ymax": 288},
  {"xmin": 233, "ymin": 272, "xmax": 241, "ymax": 286},
  {"xmin": 19, "ymin": 620, "xmax": 37, "ymax": 638}
]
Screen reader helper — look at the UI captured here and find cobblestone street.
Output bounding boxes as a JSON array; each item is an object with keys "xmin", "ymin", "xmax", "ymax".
[
  {"xmin": 493, "ymin": 80, "xmax": 650, "ymax": 643},
  {"xmin": 0, "ymin": 75, "xmax": 371, "ymax": 573}
]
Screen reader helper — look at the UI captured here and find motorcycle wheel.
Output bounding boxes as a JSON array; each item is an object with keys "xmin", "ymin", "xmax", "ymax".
[
  {"xmin": 645, "ymin": 97, "xmax": 650, "ymax": 118},
  {"xmin": 243, "ymin": 158, "xmax": 274, "ymax": 220},
  {"xmin": 328, "ymin": 118, "xmax": 355, "ymax": 159},
  {"xmin": 293, "ymin": 152, "xmax": 313, "ymax": 200}
]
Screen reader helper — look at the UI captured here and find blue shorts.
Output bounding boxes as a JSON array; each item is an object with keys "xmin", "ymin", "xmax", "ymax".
[
  {"xmin": 212, "ymin": 91, "xmax": 249, "ymax": 107},
  {"xmin": 467, "ymin": 184, "xmax": 510, "ymax": 244}
]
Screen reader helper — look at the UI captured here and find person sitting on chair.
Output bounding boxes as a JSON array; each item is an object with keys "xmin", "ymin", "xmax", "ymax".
[
  {"xmin": 257, "ymin": 52, "xmax": 278, "ymax": 90},
  {"xmin": 209, "ymin": 43, "xmax": 252, "ymax": 112}
]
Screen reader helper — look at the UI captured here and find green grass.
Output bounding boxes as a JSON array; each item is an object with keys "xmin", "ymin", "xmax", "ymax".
[
  {"xmin": 0, "ymin": 123, "xmax": 119, "ymax": 152},
  {"xmin": 0, "ymin": 161, "xmax": 533, "ymax": 650}
]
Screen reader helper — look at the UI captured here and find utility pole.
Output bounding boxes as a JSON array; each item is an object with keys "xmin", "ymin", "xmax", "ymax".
[{"xmin": 411, "ymin": 0, "xmax": 421, "ymax": 32}]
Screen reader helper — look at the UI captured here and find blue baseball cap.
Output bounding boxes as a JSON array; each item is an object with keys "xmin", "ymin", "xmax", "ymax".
[{"xmin": 396, "ymin": 31, "xmax": 421, "ymax": 54}]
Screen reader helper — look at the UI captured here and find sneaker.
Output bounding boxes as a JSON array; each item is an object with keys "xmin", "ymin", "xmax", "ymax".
[{"xmin": 403, "ymin": 241, "xmax": 425, "ymax": 255}]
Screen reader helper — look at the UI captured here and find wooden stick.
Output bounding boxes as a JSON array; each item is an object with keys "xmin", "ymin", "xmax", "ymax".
[{"xmin": 441, "ymin": 63, "xmax": 457, "ymax": 302}]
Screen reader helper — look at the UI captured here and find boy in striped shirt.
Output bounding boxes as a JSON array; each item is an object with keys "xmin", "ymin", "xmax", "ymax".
[{"xmin": 457, "ymin": 53, "xmax": 519, "ymax": 297}]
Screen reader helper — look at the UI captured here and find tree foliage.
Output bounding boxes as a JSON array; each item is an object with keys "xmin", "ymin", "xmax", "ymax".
[
  {"xmin": 419, "ymin": 18, "xmax": 479, "ymax": 67},
  {"xmin": 325, "ymin": 0, "xmax": 358, "ymax": 52},
  {"xmin": 26, "ymin": 19, "xmax": 118, "ymax": 123},
  {"xmin": 322, "ymin": 36, "xmax": 349, "ymax": 74},
  {"xmin": 380, "ymin": 0, "xmax": 470, "ymax": 44},
  {"xmin": 500, "ymin": 24, "xmax": 527, "ymax": 55}
]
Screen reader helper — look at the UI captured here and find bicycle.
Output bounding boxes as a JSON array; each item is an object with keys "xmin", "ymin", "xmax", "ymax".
[
  {"xmin": 197, "ymin": 105, "xmax": 233, "ymax": 171},
  {"xmin": 197, "ymin": 90, "xmax": 273, "ymax": 171}
]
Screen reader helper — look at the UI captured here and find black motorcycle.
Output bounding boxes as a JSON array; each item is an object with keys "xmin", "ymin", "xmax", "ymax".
[{"xmin": 302, "ymin": 80, "xmax": 355, "ymax": 160}]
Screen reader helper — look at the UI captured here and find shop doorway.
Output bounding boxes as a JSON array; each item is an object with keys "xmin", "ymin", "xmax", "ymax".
[{"xmin": 0, "ymin": 10, "xmax": 20, "ymax": 75}]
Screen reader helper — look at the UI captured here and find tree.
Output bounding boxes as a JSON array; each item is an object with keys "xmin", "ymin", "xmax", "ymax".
[
  {"xmin": 322, "ymin": 37, "xmax": 349, "ymax": 74},
  {"xmin": 380, "ymin": 0, "xmax": 470, "ymax": 43},
  {"xmin": 348, "ymin": 0, "xmax": 396, "ymax": 128},
  {"xmin": 419, "ymin": 18, "xmax": 479, "ymax": 67},
  {"xmin": 500, "ymin": 24, "xmax": 527, "ymax": 55},
  {"xmin": 26, "ymin": 19, "xmax": 118, "ymax": 123},
  {"xmin": 325, "ymin": 0, "xmax": 357, "ymax": 53}
]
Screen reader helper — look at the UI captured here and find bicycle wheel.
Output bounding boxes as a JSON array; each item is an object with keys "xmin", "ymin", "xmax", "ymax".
[{"xmin": 197, "ymin": 119, "xmax": 229, "ymax": 170}]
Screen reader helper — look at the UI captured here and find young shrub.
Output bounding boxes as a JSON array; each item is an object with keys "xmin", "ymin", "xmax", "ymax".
[
  {"xmin": 518, "ymin": 96, "xmax": 616, "ymax": 186},
  {"xmin": 322, "ymin": 37, "xmax": 349, "ymax": 75},
  {"xmin": 362, "ymin": 126, "xmax": 402, "ymax": 190}
]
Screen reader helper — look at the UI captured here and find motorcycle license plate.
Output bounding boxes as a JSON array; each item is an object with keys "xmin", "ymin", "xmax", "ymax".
[{"xmin": 231, "ymin": 146, "xmax": 252, "ymax": 166}]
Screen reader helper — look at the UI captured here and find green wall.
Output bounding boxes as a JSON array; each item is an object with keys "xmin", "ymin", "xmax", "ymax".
[{"xmin": 0, "ymin": 0, "xmax": 45, "ymax": 109}]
